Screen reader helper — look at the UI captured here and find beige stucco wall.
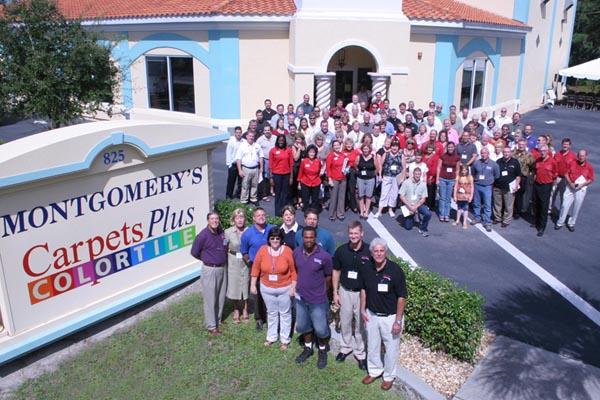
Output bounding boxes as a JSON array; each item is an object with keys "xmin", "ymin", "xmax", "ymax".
[
  {"xmin": 238, "ymin": 30, "xmax": 290, "ymax": 118},
  {"xmin": 496, "ymin": 38, "xmax": 521, "ymax": 104},
  {"xmin": 406, "ymin": 33, "xmax": 436, "ymax": 109}
]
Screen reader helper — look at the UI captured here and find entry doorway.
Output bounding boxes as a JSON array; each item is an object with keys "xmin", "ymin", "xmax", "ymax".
[
  {"xmin": 326, "ymin": 45, "xmax": 377, "ymax": 107},
  {"xmin": 335, "ymin": 71, "xmax": 354, "ymax": 104}
]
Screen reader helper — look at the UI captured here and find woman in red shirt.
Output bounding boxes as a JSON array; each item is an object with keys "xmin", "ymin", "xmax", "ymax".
[
  {"xmin": 326, "ymin": 139, "xmax": 348, "ymax": 221},
  {"xmin": 275, "ymin": 118, "xmax": 288, "ymax": 136},
  {"xmin": 423, "ymin": 144, "xmax": 440, "ymax": 210},
  {"xmin": 269, "ymin": 134, "xmax": 294, "ymax": 216},
  {"xmin": 298, "ymin": 144, "xmax": 322, "ymax": 212},
  {"xmin": 251, "ymin": 227, "xmax": 296, "ymax": 349}
]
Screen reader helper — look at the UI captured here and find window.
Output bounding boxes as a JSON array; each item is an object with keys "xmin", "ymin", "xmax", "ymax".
[
  {"xmin": 460, "ymin": 59, "xmax": 487, "ymax": 109},
  {"xmin": 146, "ymin": 56, "xmax": 195, "ymax": 113}
]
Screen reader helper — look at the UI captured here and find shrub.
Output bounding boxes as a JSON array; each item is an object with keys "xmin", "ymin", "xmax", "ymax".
[
  {"xmin": 214, "ymin": 199, "xmax": 283, "ymax": 230},
  {"xmin": 391, "ymin": 257, "xmax": 485, "ymax": 362}
]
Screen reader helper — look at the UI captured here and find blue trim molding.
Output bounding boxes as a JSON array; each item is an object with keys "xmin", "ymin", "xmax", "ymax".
[
  {"xmin": 111, "ymin": 33, "xmax": 133, "ymax": 109},
  {"xmin": 433, "ymin": 35, "xmax": 458, "ymax": 110},
  {"xmin": 543, "ymin": 0, "xmax": 559, "ymax": 92},
  {"xmin": 516, "ymin": 38, "xmax": 526, "ymax": 100},
  {"xmin": 127, "ymin": 32, "xmax": 211, "ymax": 68},
  {"xmin": 491, "ymin": 38, "xmax": 503, "ymax": 105},
  {"xmin": 513, "ymin": 0, "xmax": 531, "ymax": 23},
  {"xmin": 0, "ymin": 131, "xmax": 229, "ymax": 189}
]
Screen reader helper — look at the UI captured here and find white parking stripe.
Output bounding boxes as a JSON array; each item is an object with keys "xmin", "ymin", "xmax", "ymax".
[
  {"xmin": 367, "ymin": 216, "xmax": 418, "ymax": 269},
  {"xmin": 473, "ymin": 223, "xmax": 600, "ymax": 328}
]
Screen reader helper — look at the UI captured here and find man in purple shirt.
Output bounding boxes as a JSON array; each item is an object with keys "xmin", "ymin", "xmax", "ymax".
[
  {"xmin": 191, "ymin": 212, "xmax": 228, "ymax": 336},
  {"xmin": 293, "ymin": 226, "xmax": 333, "ymax": 369}
]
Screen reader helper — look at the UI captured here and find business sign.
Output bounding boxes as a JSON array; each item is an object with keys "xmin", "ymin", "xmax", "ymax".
[{"xmin": 0, "ymin": 145, "xmax": 210, "ymax": 334}]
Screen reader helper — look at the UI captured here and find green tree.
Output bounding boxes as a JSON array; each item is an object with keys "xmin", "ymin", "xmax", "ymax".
[
  {"xmin": 0, "ymin": 0, "xmax": 118, "ymax": 128},
  {"xmin": 570, "ymin": 0, "xmax": 600, "ymax": 66}
]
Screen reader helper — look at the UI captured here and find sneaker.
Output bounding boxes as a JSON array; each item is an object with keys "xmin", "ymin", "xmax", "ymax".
[
  {"xmin": 485, "ymin": 225, "xmax": 492, "ymax": 232},
  {"xmin": 418, "ymin": 229, "xmax": 429, "ymax": 237},
  {"xmin": 567, "ymin": 225, "xmax": 575, "ymax": 232},
  {"xmin": 554, "ymin": 224, "xmax": 562, "ymax": 230},
  {"xmin": 295, "ymin": 346, "xmax": 314, "ymax": 364},
  {"xmin": 470, "ymin": 219, "xmax": 481, "ymax": 225},
  {"xmin": 388, "ymin": 209, "xmax": 395, "ymax": 217},
  {"xmin": 317, "ymin": 349, "xmax": 328, "ymax": 369}
]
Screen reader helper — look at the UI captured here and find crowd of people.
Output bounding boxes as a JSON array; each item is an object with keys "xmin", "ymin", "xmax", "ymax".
[
  {"xmin": 226, "ymin": 95, "xmax": 595, "ymax": 237},
  {"xmin": 194, "ymin": 94, "xmax": 595, "ymax": 390},
  {"xmin": 191, "ymin": 208, "xmax": 406, "ymax": 390}
]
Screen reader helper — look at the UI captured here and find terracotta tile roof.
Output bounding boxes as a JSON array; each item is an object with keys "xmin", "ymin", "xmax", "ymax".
[
  {"xmin": 57, "ymin": 0, "xmax": 296, "ymax": 20},
  {"xmin": 403, "ymin": 0, "xmax": 528, "ymax": 28}
]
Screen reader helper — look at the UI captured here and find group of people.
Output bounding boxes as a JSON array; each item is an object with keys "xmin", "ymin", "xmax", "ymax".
[
  {"xmin": 226, "ymin": 95, "xmax": 594, "ymax": 237},
  {"xmin": 191, "ymin": 207, "xmax": 407, "ymax": 391}
]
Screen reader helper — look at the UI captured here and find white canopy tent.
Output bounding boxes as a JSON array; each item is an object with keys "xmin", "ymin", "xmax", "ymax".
[{"xmin": 559, "ymin": 58, "xmax": 600, "ymax": 80}]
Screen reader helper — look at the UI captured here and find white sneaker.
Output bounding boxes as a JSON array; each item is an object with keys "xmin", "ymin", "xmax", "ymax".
[{"xmin": 388, "ymin": 209, "xmax": 395, "ymax": 217}]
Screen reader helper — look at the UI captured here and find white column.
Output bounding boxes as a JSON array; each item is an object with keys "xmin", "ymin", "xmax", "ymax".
[
  {"xmin": 315, "ymin": 73, "xmax": 335, "ymax": 111},
  {"xmin": 368, "ymin": 73, "xmax": 391, "ymax": 100}
]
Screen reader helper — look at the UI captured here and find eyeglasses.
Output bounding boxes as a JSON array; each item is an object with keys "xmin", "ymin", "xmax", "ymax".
[{"xmin": 269, "ymin": 237, "xmax": 281, "ymax": 241}]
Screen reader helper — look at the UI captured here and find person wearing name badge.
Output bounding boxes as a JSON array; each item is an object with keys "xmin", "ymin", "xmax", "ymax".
[
  {"xmin": 225, "ymin": 209, "xmax": 250, "ymax": 324},
  {"xmin": 280, "ymin": 205, "xmax": 300, "ymax": 249},
  {"xmin": 372, "ymin": 139, "xmax": 403, "ymax": 218},
  {"xmin": 399, "ymin": 168, "xmax": 432, "ymax": 237},
  {"xmin": 493, "ymin": 147, "xmax": 521, "ymax": 228},
  {"xmin": 532, "ymin": 145, "xmax": 557, "ymax": 237},
  {"xmin": 236, "ymin": 131, "xmax": 264, "ymax": 206},
  {"xmin": 297, "ymin": 144, "xmax": 323, "ymax": 213},
  {"xmin": 453, "ymin": 165, "xmax": 474, "ymax": 229},
  {"xmin": 269, "ymin": 134, "xmax": 294, "ymax": 217},
  {"xmin": 326, "ymin": 139, "xmax": 348, "ymax": 221},
  {"xmin": 293, "ymin": 226, "xmax": 333, "ymax": 369},
  {"xmin": 555, "ymin": 149, "xmax": 595, "ymax": 232},
  {"xmin": 332, "ymin": 221, "xmax": 370, "ymax": 371},
  {"xmin": 456, "ymin": 131, "xmax": 478, "ymax": 167},
  {"xmin": 190, "ymin": 212, "xmax": 228, "ymax": 336},
  {"xmin": 250, "ymin": 227, "xmax": 297, "ymax": 350},
  {"xmin": 551, "ymin": 138, "xmax": 577, "ymax": 214},
  {"xmin": 356, "ymin": 144, "xmax": 377, "ymax": 219},
  {"xmin": 471, "ymin": 148, "xmax": 500, "ymax": 232},
  {"xmin": 436, "ymin": 142, "xmax": 461, "ymax": 222},
  {"xmin": 294, "ymin": 208, "xmax": 336, "ymax": 256},
  {"xmin": 359, "ymin": 238, "xmax": 407, "ymax": 391}
]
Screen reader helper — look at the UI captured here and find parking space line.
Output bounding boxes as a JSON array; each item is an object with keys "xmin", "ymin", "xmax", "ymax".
[
  {"xmin": 473, "ymin": 223, "xmax": 600, "ymax": 328},
  {"xmin": 367, "ymin": 217, "xmax": 418, "ymax": 269}
]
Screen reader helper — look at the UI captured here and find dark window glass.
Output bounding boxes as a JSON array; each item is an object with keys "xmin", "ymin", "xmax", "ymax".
[
  {"xmin": 170, "ymin": 57, "xmax": 195, "ymax": 113},
  {"xmin": 147, "ymin": 57, "xmax": 169, "ymax": 111},
  {"xmin": 146, "ymin": 56, "xmax": 195, "ymax": 113}
]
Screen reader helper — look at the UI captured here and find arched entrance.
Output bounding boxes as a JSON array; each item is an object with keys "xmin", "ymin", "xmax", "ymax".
[{"xmin": 326, "ymin": 46, "xmax": 377, "ymax": 105}]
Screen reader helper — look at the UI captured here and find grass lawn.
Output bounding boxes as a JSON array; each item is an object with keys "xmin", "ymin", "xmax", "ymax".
[{"xmin": 11, "ymin": 294, "xmax": 399, "ymax": 400}]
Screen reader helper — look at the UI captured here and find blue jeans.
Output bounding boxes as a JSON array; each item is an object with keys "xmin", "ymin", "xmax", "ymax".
[
  {"xmin": 403, "ymin": 205, "xmax": 432, "ymax": 232},
  {"xmin": 272, "ymin": 173, "xmax": 290, "ymax": 217},
  {"xmin": 473, "ymin": 184, "xmax": 492, "ymax": 224},
  {"xmin": 438, "ymin": 178, "xmax": 455, "ymax": 218},
  {"xmin": 295, "ymin": 297, "xmax": 330, "ymax": 339}
]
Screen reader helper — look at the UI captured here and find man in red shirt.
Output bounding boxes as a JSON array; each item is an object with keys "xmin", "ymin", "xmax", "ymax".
[
  {"xmin": 550, "ymin": 138, "xmax": 576, "ymax": 213},
  {"xmin": 533, "ymin": 145, "xmax": 557, "ymax": 236},
  {"xmin": 555, "ymin": 149, "xmax": 595, "ymax": 232}
]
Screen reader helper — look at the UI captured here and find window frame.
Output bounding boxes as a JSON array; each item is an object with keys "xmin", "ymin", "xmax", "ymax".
[
  {"xmin": 461, "ymin": 57, "xmax": 488, "ymax": 109},
  {"xmin": 145, "ymin": 55, "xmax": 194, "ymax": 113}
]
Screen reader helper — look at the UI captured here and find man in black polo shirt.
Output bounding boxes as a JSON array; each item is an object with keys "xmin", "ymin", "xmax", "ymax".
[
  {"xmin": 360, "ymin": 238, "xmax": 407, "ymax": 391},
  {"xmin": 493, "ymin": 147, "xmax": 521, "ymax": 228},
  {"xmin": 332, "ymin": 221, "xmax": 370, "ymax": 371}
]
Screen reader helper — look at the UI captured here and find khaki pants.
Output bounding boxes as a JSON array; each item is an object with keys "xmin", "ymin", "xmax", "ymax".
[
  {"xmin": 493, "ymin": 187, "xmax": 515, "ymax": 225},
  {"xmin": 240, "ymin": 166, "xmax": 259, "ymax": 203},
  {"xmin": 557, "ymin": 186, "xmax": 588, "ymax": 227},
  {"xmin": 339, "ymin": 286, "xmax": 366, "ymax": 360},
  {"xmin": 329, "ymin": 179, "xmax": 347, "ymax": 219},
  {"xmin": 201, "ymin": 265, "xmax": 227, "ymax": 330},
  {"xmin": 365, "ymin": 310, "xmax": 402, "ymax": 381}
]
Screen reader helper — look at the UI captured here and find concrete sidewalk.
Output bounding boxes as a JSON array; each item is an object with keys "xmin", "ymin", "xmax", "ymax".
[{"xmin": 455, "ymin": 335, "xmax": 600, "ymax": 400}]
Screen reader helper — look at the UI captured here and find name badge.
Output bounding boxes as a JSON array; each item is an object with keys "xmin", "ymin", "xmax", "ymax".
[
  {"xmin": 334, "ymin": 157, "xmax": 338, "ymax": 161},
  {"xmin": 276, "ymin": 150, "xmax": 281, "ymax": 155},
  {"xmin": 411, "ymin": 194, "xmax": 418, "ymax": 201},
  {"xmin": 390, "ymin": 165, "xmax": 398, "ymax": 171},
  {"xmin": 446, "ymin": 167, "xmax": 452, "ymax": 173},
  {"xmin": 314, "ymin": 258, "xmax": 322, "ymax": 264},
  {"xmin": 235, "ymin": 252, "xmax": 243, "ymax": 259},
  {"xmin": 306, "ymin": 162, "xmax": 312, "ymax": 168},
  {"xmin": 268, "ymin": 274, "xmax": 278, "ymax": 282},
  {"xmin": 377, "ymin": 283, "xmax": 388, "ymax": 292},
  {"xmin": 479, "ymin": 174, "xmax": 485, "ymax": 180},
  {"xmin": 461, "ymin": 154, "xmax": 467, "ymax": 160},
  {"xmin": 361, "ymin": 170, "xmax": 367, "ymax": 176},
  {"xmin": 348, "ymin": 271, "xmax": 358, "ymax": 279},
  {"xmin": 486, "ymin": 166, "xmax": 492, "ymax": 170},
  {"xmin": 501, "ymin": 170, "xmax": 508, "ymax": 176}
]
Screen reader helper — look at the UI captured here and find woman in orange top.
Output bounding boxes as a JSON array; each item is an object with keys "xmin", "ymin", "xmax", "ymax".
[{"xmin": 251, "ymin": 227, "xmax": 297, "ymax": 349}]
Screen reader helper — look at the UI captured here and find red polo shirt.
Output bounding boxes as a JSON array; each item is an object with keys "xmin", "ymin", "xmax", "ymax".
[
  {"xmin": 421, "ymin": 141, "xmax": 444, "ymax": 156},
  {"xmin": 326, "ymin": 151, "xmax": 347, "ymax": 181},
  {"xmin": 269, "ymin": 147, "xmax": 294, "ymax": 175},
  {"xmin": 423, "ymin": 153, "xmax": 440, "ymax": 183},
  {"xmin": 554, "ymin": 150, "xmax": 577, "ymax": 177},
  {"xmin": 394, "ymin": 134, "xmax": 407, "ymax": 149},
  {"xmin": 567, "ymin": 161, "xmax": 595, "ymax": 184},
  {"xmin": 342, "ymin": 148, "xmax": 360, "ymax": 168},
  {"xmin": 298, "ymin": 157, "xmax": 322, "ymax": 187},
  {"xmin": 535, "ymin": 156, "xmax": 558, "ymax": 184}
]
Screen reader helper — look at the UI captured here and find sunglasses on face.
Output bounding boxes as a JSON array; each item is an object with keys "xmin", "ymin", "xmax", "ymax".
[{"xmin": 269, "ymin": 237, "xmax": 281, "ymax": 241}]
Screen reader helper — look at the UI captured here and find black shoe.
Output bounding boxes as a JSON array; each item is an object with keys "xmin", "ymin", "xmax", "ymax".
[
  {"xmin": 255, "ymin": 320, "xmax": 264, "ymax": 331},
  {"xmin": 335, "ymin": 352, "xmax": 352, "ymax": 362},
  {"xmin": 485, "ymin": 225, "xmax": 492, "ymax": 232},
  {"xmin": 295, "ymin": 346, "xmax": 314, "ymax": 364},
  {"xmin": 567, "ymin": 225, "xmax": 575, "ymax": 232},
  {"xmin": 514, "ymin": 214, "xmax": 521, "ymax": 220},
  {"xmin": 357, "ymin": 359, "xmax": 368, "ymax": 371},
  {"xmin": 554, "ymin": 224, "xmax": 562, "ymax": 230},
  {"xmin": 537, "ymin": 230, "xmax": 544, "ymax": 237},
  {"xmin": 317, "ymin": 349, "xmax": 328, "ymax": 369},
  {"xmin": 470, "ymin": 219, "xmax": 481, "ymax": 225}
]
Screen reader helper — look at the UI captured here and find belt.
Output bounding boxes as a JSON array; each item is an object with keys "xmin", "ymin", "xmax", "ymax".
[
  {"xmin": 204, "ymin": 263, "xmax": 225, "ymax": 268},
  {"xmin": 242, "ymin": 165, "xmax": 259, "ymax": 169},
  {"xmin": 341, "ymin": 285, "xmax": 361, "ymax": 292},
  {"xmin": 228, "ymin": 250, "xmax": 238, "ymax": 256},
  {"xmin": 373, "ymin": 311, "xmax": 392, "ymax": 317}
]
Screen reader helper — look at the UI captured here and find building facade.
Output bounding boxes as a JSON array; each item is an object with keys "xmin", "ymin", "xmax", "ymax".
[{"xmin": 60, "ymin": 0, "xmax": 576, "ymax": 127}]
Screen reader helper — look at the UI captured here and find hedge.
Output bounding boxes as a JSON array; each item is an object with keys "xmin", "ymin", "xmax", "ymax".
[
  {"xmin": 214, "ymin": 199, "xmax": 283, "ymax": 230},
  {"xmin": 213, "ymin": 199, "xmax": 484, "ymax": 362},
  {"xmin": 391, "ymin": 256, "xmax": 485, "ymax": 362}
]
